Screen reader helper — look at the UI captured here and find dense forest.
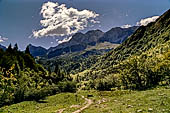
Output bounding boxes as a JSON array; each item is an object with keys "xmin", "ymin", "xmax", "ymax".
[
  {"xmin": 37, "ymin": 49, "xmax": 107, "ymax": 74},
  {"xmin": 0, "ymin": 44, "xmax": 76, "ymax": 107}
]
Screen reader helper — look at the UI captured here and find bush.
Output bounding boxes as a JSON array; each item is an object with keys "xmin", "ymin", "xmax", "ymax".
[
  {"xmin": 57, "ymin": 81, "xmax": 77, "ymax": 92},
  {"xmin": 24, "ymin": 86, "xmax": 60, "ymax": 101},
  {"xmin": 94, "ymin": 74, "xmax": 121, "ymax": 91},
  {"xmin": 119, "ymin": 50, "xmax": 170, "ymax": 90}
]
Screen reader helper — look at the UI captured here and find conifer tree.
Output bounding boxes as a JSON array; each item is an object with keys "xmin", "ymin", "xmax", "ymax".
[
  {"xmin": 25, "ymin": 45, "xmax": 30, "ymax": 54},
  {"xmin": 6, "ymin": 43, "xmax": 13, "ymax": 53},
  {"xmin": 14, "ymin": 43, "xmax": 18, "ymax": 51}
]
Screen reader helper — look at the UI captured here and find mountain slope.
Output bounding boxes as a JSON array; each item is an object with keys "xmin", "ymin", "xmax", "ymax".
[
  {"xmin": 47, "ymin": 26, "xmax": 137, "ymax": 58},
  {"xmin": 28, "ymin": 44, "xmax": 47, "ymax": 57},
  {"xmin": 56, "ymin": 30, "xmax": 104, "ymax": 49},
  {"xmin": 93, "ymin": 9, "xmax": 170, "ymax": 71},
  {"xmin": 28, "ymin": 26, "xmax": 137, "ymax": 58},
  {"xmin": 98, "ymin": 26, "xmax": 138, "ymax": 44},
  {"xmin": 47, "ymin": 30, "xmax": 104, "ymax": 58},
  {"xmin": 73, "ymin": 9, "xmax": 170, "ymax": 91},
  {"xmin": 0, "ymin": 44, "xmax": 6, "ymax": 50},
  {"xmin": 38, "ymin": 42, "xmax": 119, "ymax": 74}
]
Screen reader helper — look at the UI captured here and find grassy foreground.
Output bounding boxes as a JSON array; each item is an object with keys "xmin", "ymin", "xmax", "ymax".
[{"xmin": 1, "ymin": 87, "xmax": 170, "ymax": 113}]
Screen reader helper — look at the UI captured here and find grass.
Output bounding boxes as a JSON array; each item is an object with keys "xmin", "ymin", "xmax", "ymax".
[
  {"xmin": 0, "ymin": 93, "xmax": 84, "ymax": 113},
  {"xmin": 86, "ymin": 42, "xmax": 119, "ymax": 50},
  {"xmin": 83, "ymin": 87, "xmax": 170, "ymax": 113},
  {"xmin": 1, "ymin": 87, "xmax": 170, "ymax": 113}
]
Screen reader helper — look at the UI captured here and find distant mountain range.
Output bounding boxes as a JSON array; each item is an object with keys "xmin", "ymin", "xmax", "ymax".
[
  {"xmin": 28, "ymin": 44, "xmax": 48, "ymax": 57},
  {"xmin": 98, "ymin": 26, "xmax": 137, "ymax": 43},
  {"xmin": 28, "ymin": 26, "xmax": 138, "ymax": 58},
  {"xmin": 0, "ymin": 44, "xmax": 6, "ymax": 50}
]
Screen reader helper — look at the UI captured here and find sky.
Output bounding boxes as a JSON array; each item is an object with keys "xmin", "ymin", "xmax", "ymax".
[{"xmin": 0, "ymin": 0, "xmax": 169, "ymax": 50}]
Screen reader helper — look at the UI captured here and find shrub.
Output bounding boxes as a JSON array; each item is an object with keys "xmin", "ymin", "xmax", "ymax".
[{"xmin": 57, "ymin": 81, "xmax": 77, "ymax": 92}]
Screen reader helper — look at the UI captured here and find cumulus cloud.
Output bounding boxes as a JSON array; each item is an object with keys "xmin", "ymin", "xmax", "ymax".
[
  {"xmin": 121, "ymin": 16, "xmax": 160, "ymax": 28},
  {"xmin": 0, "ymin": 35, "xmax": 8, "ymax": 43},
  {"xmin": 136, "ymin": 16, "xmax": 159, "ymax": 26},
  {"xmin": 33, "ymin": 1, "xmax": 99, "ymax": 38},
  {"xmin": 121, "ymin": 24, "xmax": 132, "ymax": 28}
]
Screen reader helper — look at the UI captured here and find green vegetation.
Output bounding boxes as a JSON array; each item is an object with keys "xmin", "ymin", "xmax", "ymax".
[
  {"xmin": 37, "ymin": 43, "xmax": 116, "ymax": 74},
  {"xmin": 1, "ymin": 87, "xmax": 170, "ymax": 113},
  {"xmin": 38, "ymin": 52, "xmax": 100, "ymax": 74},
  {"xmin": 0, "ymin": 9, "xmax": 170, "ymax": 113},
  {"xmin": 0, "ymin": 44, "xmax": 76, "ymax": 107},
  {"xmin": 118, "ymin": 42, "xmax": 170, "ymax": 90},
  {"xmin": 84, "ymin": 87, "xmax": 170, "ymax": 113},
  {"xmin": 74, "ymin": 9, "xmax": 170, "ymax": 91},
  {"xmin": 85, "ymin": 42, "xmax": 119, "ymax": 51},
  {"xmin": 93, "ymin": 9, "xmax": 170, "ymax": 71}
]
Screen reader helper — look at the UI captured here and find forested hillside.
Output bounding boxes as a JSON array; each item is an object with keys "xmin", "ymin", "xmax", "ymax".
[
  {"xmin": 38, "ymin": 42, "xmax": 119, "ymax": 75},
  {"xmin": 93, "ymin": 9, "xmax": 170, "ymax": 70},
  {"xmin": 75, "ymin": 9, "xmax": 170, "ymax": 91},
  {"xmin": 0, "ymin": 44, "xmax": 76, "ymax": 107}
]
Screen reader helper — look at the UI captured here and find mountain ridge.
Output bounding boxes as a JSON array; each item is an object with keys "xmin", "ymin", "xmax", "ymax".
[
  {"xmin": 98, "ymin": 26, "xmax": 138, "ymax": 44},
  {"xmin": 47, "ymin": 26, "xmax": 138, "ymax": 58},
  {"xmin": 91, "ymin": 9, "xmax": 170, "ymax": 72},
  {"xmin": 28, "ymin": 44, "xmax": 48, "ymax": 57},
  {"xmin": 29, "ymin": 26, "xmax": 138, "ymax": 58},
  {"xmin": 0, "ymin": 44, "xmax": 6, "ymax": 50}
]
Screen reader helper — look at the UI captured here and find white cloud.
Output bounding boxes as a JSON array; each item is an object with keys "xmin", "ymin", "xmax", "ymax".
[
  {"xmin": 121, "ymin": 16, "xmax": 160, "ymax": 28},
  {"xmin": 0, "ymin": 35, "xmax": 8, "ymax": 42},
  {"xmin": 121, "ymin": 24, "xmax": 132, "ymax": 28},
  {"xmin": 136, "ymin": 16, "xmax": 159, "ymax": 26},
  {"xmin": 58, "ymin": 36, "xmax": 72, "ymax": 44},
  {"xmin": 33, "ymin": 1, "xmax": 99, "ymax": 38}
]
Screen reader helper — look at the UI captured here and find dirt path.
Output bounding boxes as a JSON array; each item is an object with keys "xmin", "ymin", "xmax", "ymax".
[
  {"xmin": 57, "ymin": 108, "xmax": 65, "ymax": 113},
  {"xmin": 72, "ymin": 96, "xmax": 93, "ymax": 113},
  {"xmin": 56, "ymin": 96, "xmax": 93, "ymax": 113}
]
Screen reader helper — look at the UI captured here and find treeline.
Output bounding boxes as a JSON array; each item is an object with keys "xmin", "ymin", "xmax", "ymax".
[
  {"xmin": 37, "ymin": 50, "xmax": 103, "ymax": 74},
  {"xmin": 0, "ymin": 44, "xmax": 76, "ymax": 107}
]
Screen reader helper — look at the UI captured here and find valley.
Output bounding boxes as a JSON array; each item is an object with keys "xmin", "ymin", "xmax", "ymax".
[{"xmin": 0, "ymin": 4, "xmax": 169, "ymax": 113}]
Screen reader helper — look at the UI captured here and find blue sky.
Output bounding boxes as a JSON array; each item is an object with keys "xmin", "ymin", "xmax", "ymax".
[{"xmin": 0, "ymin": 0, "xmax": 169, "ymax": 49}]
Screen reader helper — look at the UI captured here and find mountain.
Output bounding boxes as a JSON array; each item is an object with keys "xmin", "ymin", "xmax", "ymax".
[
  {"xmin": 90, "ymin": 9, "xmax": 170, "ymax": 74},
  {"xmin": 47, "ymin": 26, "xmax": 138, "ymax": 58},
  {"xmin": 56, "ymin": 29, "xmax": 104, "ymax": 49},
  {"xmin": 98, "ymin": 26, "xmax": 138, "ymax": 44},
  {"xmin": 47, "ymin": 30, "xmax": 104, "ymax": 58},
  {"xmin": 0, "ymin": 44, "xmax": 6, "ymax": 50},
  {"xmin": 71, "ymin": 9, "xmax": 170, "ymax": 91},
  {"xmin": 37, "ymin": 42, "xmax": 119, "ymax": 74},
  {"xmin": 29, "ymin": 26, "xmax": 137, "ymax": 58},
  {"xmin": 38, "ymin": 25, "xmax": 137, "ymax": 73},
  {"xmin": 28, "ymin": 44, "xmax": 47, "ymax": 57}
]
